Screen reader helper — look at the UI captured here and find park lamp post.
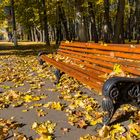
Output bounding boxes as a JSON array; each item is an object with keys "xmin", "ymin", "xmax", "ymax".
[{"xmin": 11, "ymin": 0, "xmax": 18, "ymax": 47}]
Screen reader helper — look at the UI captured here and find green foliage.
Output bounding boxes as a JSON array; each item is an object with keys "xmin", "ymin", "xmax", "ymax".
[{"xmin": 0, "ymin": 0, "xmax": 138, "ymax": 43}]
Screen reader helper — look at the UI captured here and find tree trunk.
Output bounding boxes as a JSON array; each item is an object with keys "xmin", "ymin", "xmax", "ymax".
[
  {"xmin": 34, "ymin": 27, "xmax": 38, "ymax": 42},
  {"xmin": 11, "ymin": 0, "xmax": 18, "ymax": 47},
  {"xmin": 103, "ymin": 0, "xmax": 112, "ymax": 43},
  {"xmin": 76, "ymin": 12, "xmax": 88, "ymax": 42},
  {"xmin": 36, "ymin": 27, "xmax": 42, "ymax": 42},
  {"xmin": 31, "ymin": 28, "xmax": 35, "ymax": 41},
  {"xmin": 88, "ymin": 2, "xmax": 98, "ymax": 43},
  {"xmin": 56, "ymin": 3, "xmax": 62, "ymax": 45},
  {"xmin": 28, "ymin": 28, "xmax": 32, "ymax": 41},
  {"xmin": 74, "ymin": 0, "xmax": 89, "ymax": 42},
  {"xmin": 113, "ymin": 0, "xmax": 125, "ymax": 43},
  {"xmin": 37, "ymin": 0, "xmax": 43, "ymax": 42},
  {"xmin": 97, "ymin": 15, "xmax": 102, "ymax": 41},
  {"xmin": 136, "ymin": 0, "xmax": 140, "ymax": 44},
  {"xmin": 68, "ymin": 19, "xmax": 74, "ymax": 41},
  {"xmin": 41, "ymin": 0, "xmax": 50, "ymax": 46},
  {"xmin": 57, "ymin": 2, "xmax": 70, "ymax": 41},
  {"xmin": 42, "ymin": 30, "xmax": 45, "ymax": 42},
  {"xmin": 56, "ymin": 22, "xmax": 62, "ymax": 45}
]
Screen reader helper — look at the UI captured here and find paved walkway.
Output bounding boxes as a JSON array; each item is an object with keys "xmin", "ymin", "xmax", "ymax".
[{"xmin": 0, "ymin": 42, "xmax": 139, "ymax": 140}]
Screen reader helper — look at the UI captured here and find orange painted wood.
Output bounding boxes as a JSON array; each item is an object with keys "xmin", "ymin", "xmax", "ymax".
[
  {"xmin": 39, "ymin": 42, "xmax": 140, "ymax": 93},
  {"xmin": 58, "ymin": 51, "xmax": 112, "ymax": 74},
  {"xmin": 61, "ymin": 42, "xmax": 140, "ymax": 54},
  {"xmin": 58, "ymin": 49, "xmax": 118, "ymax": 63},
  {"xmin": 59, "ymin": 49, "xmax": 140, "ymax": 69},
  {"xmin": 59, "ymin": 51, "xmax": 140, "ymax": 76},
  {"xmin": 41, "ymin": 55, "xmax": 102, "ymax": 91},
  {"xmin": 70, "ymin": 58, "xmax": 105, "ymax": 75},
  {"xmin": 62, "ymin": 41, "xmax": 140, "ymax": 48},
  {"xmin": 58, "ymin": 51, "xmax": 113, "ymax": 73},
  {"xmin": 60, "ymin": 45, "xmax": 140, "ymax": 61}
]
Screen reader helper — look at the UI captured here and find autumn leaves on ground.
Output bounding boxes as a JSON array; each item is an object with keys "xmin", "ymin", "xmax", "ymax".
[{"xmin": 0, "ymin": 42, "xmax": 140, "ymax": 140}]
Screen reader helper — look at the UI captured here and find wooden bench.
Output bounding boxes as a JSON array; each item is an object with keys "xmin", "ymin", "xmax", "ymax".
[{"xmin": 38, "ymin": 42, "xmax": 140, "ymax": 126}]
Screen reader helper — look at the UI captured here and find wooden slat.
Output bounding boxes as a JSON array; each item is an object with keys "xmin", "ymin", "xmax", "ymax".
[
  {"xmin": 58, "ymin": 51, "xmax": 112, "ymax": 74},
  {"xmin": 59, "ymin": 49, "xmax": 140, "ymax": 68},
  {"xmin": 66, "ymin": 62, "xmax": 104, "ymax": 82},
  {"xmin": 41, "ymin": 55, "xmax": 102, "ymax": 92},
  {"xmin": 62, "ymin": 41, "xmax": 140, "ymax": 48},
  {"xmin": 39, "ymin": 42, "xmax": 140, "ymax": 93},
  {"xmin": 58, "ymin": 49, "xmax": 140, "ymax": 76},
  {"xmin": 61, "ymin": 42, "xmax": 140, "ymax": 54},
  {"xmin": 55, "ymin": 56, "xmax": 104, "ymax": 82},
  {"xmin": 71, "ymin": 59, "xmax": 105, "ymax": 75},
  {"xmin": 59, "ymin": 49, "xmax": 114, "ymax": 68},
  {"xmin": 59, "ymin": 49, "xmax": 118, "ymax": 63},
  {"xmin": 60, "ymin": 46, "xmax": 140, "ymax": 61}
]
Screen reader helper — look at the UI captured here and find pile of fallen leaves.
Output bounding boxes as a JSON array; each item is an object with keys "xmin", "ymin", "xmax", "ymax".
[
  {"xmin": 0, "ymin": 48, "xmax": 140, "ymax": 140},
  {"xmin": 80, "ymin": 108, "xmax": 140, "ymax": 140},
  {"xmin": 0, "ymin": 89, "xmax": 47, "ymax": 109},
  {"xmin": 49, "ymin": 54, "xmax": 140, "ymax": 140},
  {"xmin": 0, "ymin": 118, "xmax": 28, "ymax": 140},
  {"xmin": 32, "ymin": 121, "xmax": 56, "ymax": 140},
  {"xmin": 54, "ymin": 74, "xmax": 102, "ymax": 128}
]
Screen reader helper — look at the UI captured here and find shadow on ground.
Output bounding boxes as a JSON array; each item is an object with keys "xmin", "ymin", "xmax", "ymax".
[
  {"xmin": 110, "ymin": 110, "xmax": 135, "ymax": 126},
  {"xmin": 0, "ymin": 42, "xmax": 58, "ymax": 56}
]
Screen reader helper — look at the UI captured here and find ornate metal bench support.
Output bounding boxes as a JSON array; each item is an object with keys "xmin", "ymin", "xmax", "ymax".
[
  {"xmin": 102, "ymin": 97, "xmax": 115, "ymax": 125},
  {"xmin": 102, "ymin": 77, "xmax": 140, "ymax": 125},
  {"xmin": 38, "ymin": 51, "xmax": 48, "ymax": 65},
  {"xmin": 54, "ymin": 69, "xmax": 63, "ymax": 85},
  {"xmin": 38, "ymin": 52, "xmax": 63, "ymax": 84}
]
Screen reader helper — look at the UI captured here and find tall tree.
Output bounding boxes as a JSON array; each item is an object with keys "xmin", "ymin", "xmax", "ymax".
[
  {"xmin": 88, "ymin": 2, "xmax": 98, "ymax": 43},
  {"xmin": 11, "ymin": 0, "xmax": 17, "ymax": 46},
  {"xmin": 136, "ymin": 0, "xmax": 140, "ymax": 43},
  {"xmin": 56, "ymin": 1, "xmax": 62, "ymax": 45},
  {"xmin": 75, "ymin": 0, "xmax": 89, "ymax": 42},
  {"xmin": 56, "ymin": 1, "xmax": 70, "ymax": 45},
  {"xmin": 103, "ymin": 0, "xmax": 112, "ymax": 43},
  {"xmin": 113, "ymin": 0, "xmax": 125, "ymax": 43},
  {"xmin": 41, "ymin": 0, "xmax": 50, "ymax": 46}
]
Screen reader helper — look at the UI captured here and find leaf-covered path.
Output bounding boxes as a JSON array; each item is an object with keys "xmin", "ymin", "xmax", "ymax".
[{"xmin": 0, "ymin": 43, "xmax": 140, "ymax": 140}]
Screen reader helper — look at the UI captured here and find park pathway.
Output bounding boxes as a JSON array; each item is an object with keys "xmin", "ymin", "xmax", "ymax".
[{"xmin": 0, "ymin": 42, "xmax": 139, "ymax": 140}]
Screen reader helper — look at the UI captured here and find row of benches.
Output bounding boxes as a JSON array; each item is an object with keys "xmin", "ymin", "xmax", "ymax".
[{"xmin": 38, "ymin": 42, "xmax": 140, "ymax": 126}]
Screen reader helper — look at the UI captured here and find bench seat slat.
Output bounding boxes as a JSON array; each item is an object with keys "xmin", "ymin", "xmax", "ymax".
[
  {"xmin": 41, "ymin": 55, "xmax": 102, "ymax": 92},
  {"xmin": 67, "ymin": 63, "xmax": 104, "ymax": 82},
  {"xmin": 69, "ymin": 59, "xmax": 105, "ymax": 75},
  {"xmin": 58, "ymin": 52, "xmax": 112, "ymax": 74}
]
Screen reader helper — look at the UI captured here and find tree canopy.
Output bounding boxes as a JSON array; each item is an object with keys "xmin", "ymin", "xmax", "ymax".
[{"xmin": 0, "ymin": 0, "xmax": 140, "ymax": 44}]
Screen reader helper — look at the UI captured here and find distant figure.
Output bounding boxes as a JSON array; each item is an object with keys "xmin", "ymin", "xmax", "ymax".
[{"xmin": 8, "ymin": 32, "xmax": 12, "ymax": 42}]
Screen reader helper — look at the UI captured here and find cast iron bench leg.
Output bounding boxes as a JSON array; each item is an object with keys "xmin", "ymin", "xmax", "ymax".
[
  {"xmin": 38, "ymin": 52, "xmax": 63, "ymax": 85},
  {"xmin": 54, "ymin": 69, "xmax": 63, "ymax": 85},
  {"xmin": 38, "ymin": 51, "xmax": 48, "ymax": 65},
  {"xmin": 102, "ymin": 77, "xmax": 140, "ymax": 126},
  {"xmin": 102, "ymin": 97, "xmax": 115, "ymax": 125},
  {"xmin": 54, "ymin": 69, "xmax": 61, "ymax": 84}
]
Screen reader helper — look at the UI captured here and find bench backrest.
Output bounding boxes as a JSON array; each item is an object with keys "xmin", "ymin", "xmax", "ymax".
[{"xmin": 57, "ymin": 42, "xmax": 140, "ymax": 78}]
